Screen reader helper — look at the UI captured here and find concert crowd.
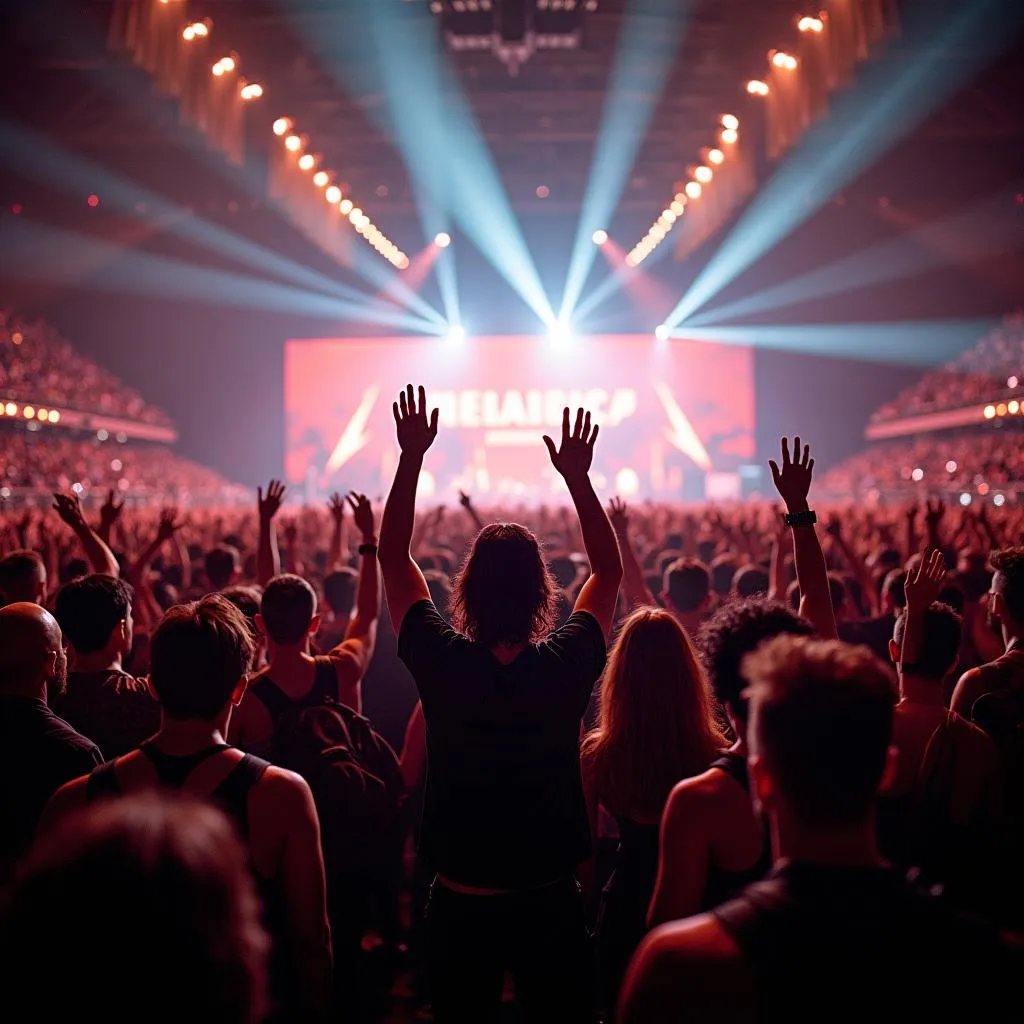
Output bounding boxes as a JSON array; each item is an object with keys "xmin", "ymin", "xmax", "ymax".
[{"xmin": 1, "ymin": 318, "xmax": 1023, "ymax": 1023}]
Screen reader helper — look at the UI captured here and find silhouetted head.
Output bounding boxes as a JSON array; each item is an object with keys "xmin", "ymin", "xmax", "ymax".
[
  {"xmin": 0, "ymin": 549, "xmax": 46, "ymax": 606},
  {"xmin": 734, "ymin": 565, "xmax": 770, "ymax": 600},
  {"xmin": 0, "ymin": 602, "xmax": 67, "ymax": 699},
  {"xmin": 258, "ymin": 574, "xmax": 318, "ymax": 649},
  {"xmin": 451, "ymin": 523, "xmax": 556, "ymax": 647},
  {"xmin": 583, "ymin": 607, "xmax": 725, "ymax": 819},
  {"xmin": 662, "ymin": 558, "xmax": 710, "ymax": 615},
  {"xmin": 891, "ymin": 602, "xmax": 961, "ymax": 681},
  {"xmin": 3, "ymin": 793, "xmax": 268, "ymax": 1023},
  {"xmin": 323, "ymin": 568, "xmax": 357, "ymax": 618},
  {"xmin": 990, "ymin": 546, "xmax": 1024, "ymax": 633},
  {"xmin": 55, "ymin": 575, "xmax": 135, "ymax": 662},
  {"xmin": 204, "ymin": 544, "xmax": 240, "ymax": 591},
  {"xmin": 744, "ymin": 636, "xmax": 896, "ymax": 828}
]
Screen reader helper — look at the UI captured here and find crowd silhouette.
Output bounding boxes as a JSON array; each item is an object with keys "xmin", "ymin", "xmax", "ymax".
[{"xmin": 1, "ymin": 367, "xmax": 1023, "ymax": 1022}]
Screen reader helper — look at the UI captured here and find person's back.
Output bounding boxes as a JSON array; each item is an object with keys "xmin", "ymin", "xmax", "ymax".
[
  {"xmin": 43, "ymin": 596, "xmax": 332, "ymax": 1022},
  {"xmin": 379, "ymin": 391, "xmax": 621, "ymax": 1023},
  {"xmin": 2, "ymin": 793, "xmax": 268, "ymax": 1024},
  {"xmin": 620, "ymin": 636, "xmax": 1016, "ymax": 1024},
  {"xmin": 52, "ymin": 574, "xmax": 160, "ymax": 758},
  {"xmin": 0, "ymin": 603, "xmax": 102, "ymax": 877}
]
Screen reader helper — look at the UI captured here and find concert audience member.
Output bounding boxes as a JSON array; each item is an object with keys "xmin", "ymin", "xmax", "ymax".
[
  {"xmin": 0, "ymin": 549, "xmax": 47, "ymax": 605},
  {"xmin": 619, "ymin": 636, "xmax": 1018, "ymax": 1024},
  {"xmin": 42, "ymin": 595, "xmax": 332, "ymax": 1022},
  {"xmin": 0, "ymin": 602, "xmax": 102, "ymax": 877},
  {"xmin": 379, "ymin": 388, "xmax": 621, "ymax": 1023},
  {"xmin": 230, "ymin": 492, "xmax": 379, "ymax": 752},
  {"xmin": 662, "ymin": 558, "xmax": 713, "ymax": 636},
  {"xmin": 52, "ymin": 491, "xmax": 120, "ymax": 578},
  {"xmin": 838, "ymin": 567, "xmax": 907, "ymax": 662},
  {"xmin": 206, "ymin": 543, "xmax": 242, "ymax": 591},
  {"xmin": 581, "ymin": 607, "xmax": 726, "ymax": 1010},
  {"xmin": 648, "ymin": 437, "xmax": 831, "ymax": 925},
  {"xmin": 52, "ymin": 575, "xmax": 160, "ymax": 758},
  {"xmin": 879, "ymin": 551, "xmax": 1003, "ymax": 913},
  {"xmin": 2, "ymin": 794, "xmax": 269, "ymax": 1024},
  {"xmin": 221, "ymin": 584, "xmax": 266, "ymax": 669}
]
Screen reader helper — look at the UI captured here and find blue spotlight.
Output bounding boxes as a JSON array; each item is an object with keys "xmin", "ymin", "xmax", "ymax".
[
  {"xmin": 446, "ymin": 324, "xmax": 466, "ymax": 343},
  {"xmin": 654, "ymin": 324, "xmax": 671, "ymax": 341},
  {"xmin": 548, "ymin": 320, "xmax": 573, "ymax": 346}
]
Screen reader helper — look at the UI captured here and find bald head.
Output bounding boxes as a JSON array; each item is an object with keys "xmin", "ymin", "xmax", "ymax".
[{"xmin": 0, "ymin": 603, "xmax": 67, "ymax": 699}]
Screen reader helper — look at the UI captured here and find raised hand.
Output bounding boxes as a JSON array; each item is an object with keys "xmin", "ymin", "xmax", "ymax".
[
  {"xmin": 458, "ymin": 490, "xmax": 473, "ymax": 510},
  {"xmin": 258, "ymin": 479, "xmax": 286, "ymax": 521},
  {"xmin": 100, "ymin": 488, "xmax": 125, "ymax": 530},
  {"xmin": 346, "ymin": 492, "xmax": 376, "ymax": 540},
  {"xmin": 156, "ymin": 508, "xmax": 184, "ymax": 542},
  {"xmin": 608, "ymin": 496, "xmax": 629, "ymax": 534},
  {"xmin": 768, "ymin": 436, "xmax": 814, "ymax": 513},
  {"xmin": 52, "ymin": 492, "xmax": 87, "ymax": 531},
  {"xmin": 543, "ymin": 407, "xmax": 599, "ymax": 484},
  {"xmin": 393, "ymin": 384, "xmax": 439, "ymax": 458},
  {"xmin": 925, "ymin": 498, "xmax": 946, "ymax": 532},
  {"xmin": 905, "ymin": 548, "xmax": 947, "ymax": 613},
  {"xmin": 327, "ymin": 493, "xmax": 346, "ymax": 524}
]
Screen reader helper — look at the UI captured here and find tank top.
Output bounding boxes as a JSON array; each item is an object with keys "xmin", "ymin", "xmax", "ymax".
[
  {"xmin": 250, "ymin": 656, "xmax": 337, "ymax": 725},
  {"xmin": 702, "ymin": 750, "xmax": 772, "ymax": 910}
]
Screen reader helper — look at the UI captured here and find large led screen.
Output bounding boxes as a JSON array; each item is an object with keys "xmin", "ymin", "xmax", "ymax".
[{"xmin": 285, "ymin": 335, "xmax": 754, "ymax": 501}]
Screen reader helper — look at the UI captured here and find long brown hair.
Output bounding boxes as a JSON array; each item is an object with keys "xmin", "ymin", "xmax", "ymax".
[{"xmin": 582, "ymin": 607, "xmax": 726, "ymax": 820}]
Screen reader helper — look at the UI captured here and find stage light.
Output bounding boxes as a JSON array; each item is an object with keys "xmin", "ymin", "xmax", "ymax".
[
  {"xmin": 397, "ymin": 254, "xmax": 410, "ymax": 270},
  {"xmin": 746, "ymin": 79, "xmax": 769, "ymax": 96},
  {"xmin": 720, "ymin": 128, "xmax": 739, "ymax": 144},
  {"xmin": 284, "ymin": 134, "xmax": 302, "ymax": 152},
  {"xmin": 447, "ymin": 325, "xmax": 465, "ymax": 343},
  {"xmin": 694, "ymin": 165, "xmax": 713, "ymax": 184},
  {"xmin": 984, "ymin": 404, "xmax": 996, "ymax": 419},
  {"xmin": 536, "ymin": 185, "xmax": 550, "ymax": 198},
  {"xmin": 655, "ymin": 325, "xmax": 670, "ymax": 341},
  {"xmin": 183, "ymin": 26, "xmax": 195, "ymax": 41},
  {"xmin": 994, "ymin": 493, "xmax": 1006, "ymax": 507},
  {"xmin": 911, "ymin": 467, "xmax": 924, "ymax": 482},
  {"xmin": 349, "ymin": 207, "xmax": 363, "ymax": 224},
  {"xmin": 685, "ymin": 181, "xmax": 702, "ymax": 200},
  {"xmin": 219, "ymin": 56, "xmax": 236, "ymax": 73},
  {"xmin": 37, "ymin": 409, "xmax": 49, "ymax": 422},
  {"xmin": 670, "ymin": 200, "xmax": 685, "ymax": 216},
  {"xmin": 297, "ymin": 154, "xmax": 315, "ymax": 171},
  {"xmin": 23, "ymin": 406, "xmax": 35, "ymax": 419},
  {"xmin": 434, "ymin": 232, "xmax": 452, "ymax": 248},
  {"xmin": 87, "ymin": 194, "xmax": 100, "ymax": 208},
  {"xmin": 660, "ymin": 210, "xmax": 676, "ymax": 224},
  {"xmin": 996, "ymin": 403, "xmax": 1008, "ymax": 416},
  {"xmin": 313, "ymin": 171, "xmax": 329, "ymax": 188},
  {"xmin": 771, "ymin": 51, "xmax": 798, "ymax": 70},
  {"xmin": 1009, "ymin": 375, "xmax": 1019, "ymax": 388},
  {"xmin": 708, "ymin": 148, "xmax": 724, "ymax": 165},
  {"xmin": 273, "ymin": 117, "xmax": 291, "ymax": 136},
  {"xmin": 4, "ymin": 403, "xmax": 15, "ymax": 416},
  {"xmin": 1009, "ymin": 400, "xmax": 1021, "ymax": 415},
  {"xmin": 615, "ymin": 467, "xmax": 640, "ymax": 497},
  {"xmin": 548, "ymin": 320, "xmax": 572, "ymax": 345},
  {"xmin": 798, "ymin": 16, "xmax": 824, "ymax": 33},
  {"xmin": 946, "ymin": 460, "xmax": 957, "ymax": 473},
  {"xmin": 325, "ymin": 185, "xmax": 342, "ymax": 204},
  {"xmin": 721, "ymin": 114, "xmax": 739, "ymax": 131},
  {"xmin": 650, "ymin": 225, "xmax": 666, "ymax": 240},
  {"xmin": 212, "ymin": 61, "xmax": 226, "ymax": 77},
  {"xmin": 339, "ymin": 198, "xmax": 354, "ymax": 214},
  {"xmin": 49, "ymin": 410, "xmax": 60, "ymax": 423},
  {"xmin": 959, "ymin": 492, "xmax": 972, "ymax": 506},
  {"xmin": 240, "ymin": 83, "xmax": 263, "ymax": 101},
  {"xmin": 978, "ymin": 482, "xmax": 990, "ymax": 495},
  {"xmin": 592, "ymin": 229, "xmax": 608, "ymax": 246}
]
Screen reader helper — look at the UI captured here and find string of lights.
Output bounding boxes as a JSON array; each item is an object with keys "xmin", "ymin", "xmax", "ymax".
[
  {"xmin": 625, "ymin": 11, "xmax": 826, "ymax": 266},
  {"xmin": 179, "ymin": 16, "xmax": 408, "ymax": 270}
]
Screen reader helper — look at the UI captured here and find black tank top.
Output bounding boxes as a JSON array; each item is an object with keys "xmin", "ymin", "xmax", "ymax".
[
  {"xmin": 85, "ymin": 743, "xmax": 270, "ymax": 839},
  {"xmin": 712, "ymin": 861, "xmax": 1014, "ymax": 1021},
  {"xmin": 250, "ymin": 657, "xmax": 337, "ymax": 724},
  {"xmin": 702, "ymin": 750, "xmax": 771, "ymax": 910}
]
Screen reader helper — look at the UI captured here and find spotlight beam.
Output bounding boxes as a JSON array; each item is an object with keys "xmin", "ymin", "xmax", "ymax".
[
  {"xmin": 664, "ymin": 0, "xmax": 1024, "ymax": 328},
  {"xmin": 0, "ymin": 219, "xmax": 438, "ymax": 333},
  {"xmin": 558, "ymin": 0, "xmax": 688, "ymax": 322}
]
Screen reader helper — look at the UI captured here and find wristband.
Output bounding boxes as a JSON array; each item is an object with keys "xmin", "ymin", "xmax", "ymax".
[
  {"xmin": 783, "ymin": 509, "xmax": 817, "ymax": 528},
  {"xmin": 358, "ymin": 543, "xmax": 378, "ymax": 556}
]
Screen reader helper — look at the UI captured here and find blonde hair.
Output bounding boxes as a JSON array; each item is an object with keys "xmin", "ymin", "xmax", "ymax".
[{"xmin": 582, "ymin": 607, "xmax": 726, "ymax": 820}]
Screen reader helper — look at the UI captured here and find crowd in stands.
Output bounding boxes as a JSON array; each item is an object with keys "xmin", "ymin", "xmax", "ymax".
[
  {"xmin": 871, "ymin": 309, "xmax": 1024, "ymax": 424},
  {"xmin": 0, "ymin": 429, "xmax": 249, "ymax": 504},
  {"xmin": 0, "ymin": 309, "xmax": 173, "ymax": 426},
  {"xmin": 0, "ymin": 384, "xmax": 1022, "ymax": 1024}
]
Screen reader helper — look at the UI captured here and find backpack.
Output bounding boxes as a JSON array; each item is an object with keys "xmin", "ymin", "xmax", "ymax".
[
  {"xmin": 972, "ymin": 681, "xmax": 1024, "ymax": 824},
  {"xmin": 251, "ymin": 660, "xmax": 404, "ymax": 879}
]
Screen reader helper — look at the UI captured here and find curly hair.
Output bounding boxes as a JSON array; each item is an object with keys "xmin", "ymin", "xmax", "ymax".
[
  {"xmin": 450, "ymin": 523, "xmax": 556, "ymax": 647},
  {"xmin": 700, "ymin": 597, "xmax": 814, "ymax": 722}
]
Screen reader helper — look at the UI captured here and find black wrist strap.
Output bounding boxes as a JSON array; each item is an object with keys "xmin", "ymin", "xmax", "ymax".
[
  {"xmin": 783, "ymin": 509, "xmax": 817, "ymax": 528},
  {"xmin": 358, "ymin": 543, "xmax": 378, "ymax": 556}
]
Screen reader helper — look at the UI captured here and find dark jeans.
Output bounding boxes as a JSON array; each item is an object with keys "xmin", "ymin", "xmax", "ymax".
[{"xmin": 424, "ymin": 875, "xmax": 594, "ymax": 1024}]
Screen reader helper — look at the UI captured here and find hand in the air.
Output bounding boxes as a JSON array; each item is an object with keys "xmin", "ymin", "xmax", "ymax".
[
  {"xmin": 346, "ymin": 492, "xmax": 375, "ymax": 541},
  {"xmin": 769, "ymin": 437, "xmax": 814, "ymax": 513},
  {"xmin": 393, "ymin": 385, "xmax": 439, "ymax": 458},
  {"xmin": 543, "ymin": 407, "xmax": 599, "ymax": 484},
  {"xmin": 258, "ymin": 480, "xmax": 286, "ymax": 521}
]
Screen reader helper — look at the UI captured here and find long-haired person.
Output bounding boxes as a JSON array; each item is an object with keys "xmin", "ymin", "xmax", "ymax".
[
  {"xmin": 378, "ymin": 386, "xmax": 622, "ymax": 1024},
  {"xmin": 581, "ymin": 606, "xmax": 725, "ymax": 1009}
]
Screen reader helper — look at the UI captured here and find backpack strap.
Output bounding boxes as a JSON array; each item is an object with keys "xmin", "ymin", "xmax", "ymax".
[
  {"xmin": 249, "ymin": 675, "xmax": 295, "ymax": 725},
  {"xmin": 212, "ymin": 755, "xmax": 271, "ymax": 838},
  {"xmin": 312, "ymin": 656, "xmax": 339, "ymax": 704},
  {"xmin": 85, "ymin": 759, "xmax": 121, "ymax": 802}
]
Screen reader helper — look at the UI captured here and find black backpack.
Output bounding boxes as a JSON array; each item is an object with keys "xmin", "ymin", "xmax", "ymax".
[
  {"xmin": 251, "ymin": 659, "xmax": 404, "ymax": 879},
  {"xmin": 972, "ymin": 680, "xmax": 1024, "ymax": 824}
]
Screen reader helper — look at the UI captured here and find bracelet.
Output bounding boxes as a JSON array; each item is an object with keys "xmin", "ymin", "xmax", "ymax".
[
  {"xmin": 783, "ymin": 509, "xmax": 817, "ymax": 528},
  {"xmin": 358, "ymin": 543, "xmax": 378, "ymax": 556}
]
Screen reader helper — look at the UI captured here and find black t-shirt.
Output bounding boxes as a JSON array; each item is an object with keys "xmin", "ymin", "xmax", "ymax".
[
  {"xmin": 53, "ymin": 669, "xmax": 161, "ymax": 759},
  {"xmin": 714, "ymin": 860, "xmax": 1017, "ymax": 1020},
  {"xmin": 397, "ymin": 600, "xmax": 607, "ymax": 889},
  {"xmin": 0, "ymin": 696, "xmax": 103, "ymax": 878}
]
